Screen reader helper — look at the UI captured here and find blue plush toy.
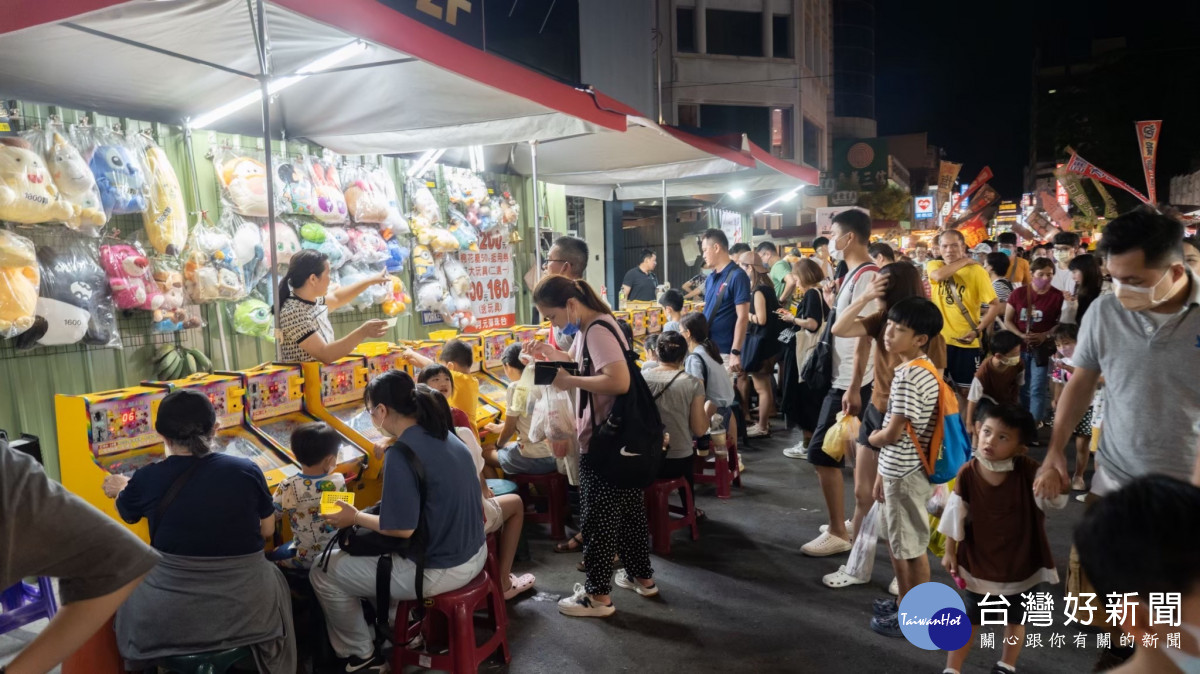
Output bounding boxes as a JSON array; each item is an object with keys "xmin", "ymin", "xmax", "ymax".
[
  {"xmin": 385, "ymin": 237, "xmax": 410, "ymax": 274},
  {"xmin": 89, "ymin": 143, "xmax": 147, "ymax": 215}
]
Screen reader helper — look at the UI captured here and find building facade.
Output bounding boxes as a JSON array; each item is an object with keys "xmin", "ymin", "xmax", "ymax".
[{"xmin": 831, "ymin": 0, "xmax": 875, "ymax": 140}]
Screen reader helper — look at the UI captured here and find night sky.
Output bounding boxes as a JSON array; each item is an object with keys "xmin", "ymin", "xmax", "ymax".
[{"xmin": 874, "ymin": 0, "xmax": 1200, "ymax": 201}]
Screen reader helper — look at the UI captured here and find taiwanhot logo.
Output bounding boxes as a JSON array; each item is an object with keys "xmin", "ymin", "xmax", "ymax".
[{"xmin": 897, "ymin": 582, "xmax": 972, "ymax": 651}]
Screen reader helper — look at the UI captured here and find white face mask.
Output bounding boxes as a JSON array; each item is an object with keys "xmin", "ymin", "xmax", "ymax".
[
  {"xmin": 1112, "ymin": 269, "xmax": 1181, "ymax": 312},
  {"xmin": 975, "ymin": 451, "xmax": 1014, "ymax": 472},
  {"xmin": 831, "ymin": 233, "xmax": 849, "ymax": 262}
]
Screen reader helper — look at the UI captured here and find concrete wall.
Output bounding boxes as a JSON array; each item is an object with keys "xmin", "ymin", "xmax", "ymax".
[{"xmin": 579, "ymin": 0, "xmax": 656, "ymax": 117}]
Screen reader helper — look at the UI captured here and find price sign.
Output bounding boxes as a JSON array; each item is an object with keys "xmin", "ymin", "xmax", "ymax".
[{"xmin": 458, "ymin": 231, "xmax": 516, "ymax": 332}]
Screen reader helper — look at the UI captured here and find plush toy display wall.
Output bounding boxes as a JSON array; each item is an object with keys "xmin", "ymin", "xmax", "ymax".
[
  {"xmin": 26, "ymin": 128, "xmax": 106, "ymax": 231},
  {"xmin": 136, "ymin": 134, "xmax": 188, "ymax": 256},
  {"xmin": 0, "ymin": 229, "xmax": 40, "ymax": 338},
  {"xmin": 0, "ymin": 137, "xmax": 78, "ymax": 225},
  {"xmin": 18, "ymin": 237, "xmax": 119, "ymax": 349},
  {"xmin": 83, "ymin": 127, "xmax": 148, "ymax": 217}
]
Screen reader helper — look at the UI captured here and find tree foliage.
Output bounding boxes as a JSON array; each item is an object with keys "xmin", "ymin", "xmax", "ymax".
[{"xmin": 858, "ymin": 185, "xmax": 912, "ymax": 221}]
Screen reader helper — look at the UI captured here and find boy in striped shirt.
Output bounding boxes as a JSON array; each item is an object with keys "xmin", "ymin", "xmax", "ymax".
[{"xmin": 866, "ymin": 297, "xmax": 945, "ymax": 638}]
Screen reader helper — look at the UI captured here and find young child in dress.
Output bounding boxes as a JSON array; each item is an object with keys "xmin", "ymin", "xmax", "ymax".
[
  {"xmin": 1051, "ymin": 323, "xmax": 1096, "ymax": 492},
  {"xmin": 273, "ymin": 422, "xmax": 345, "ymax": 569},
  {"xmin": 939, "ymin": 404, "xmax": 1068, "ymax": 674},
  {"xmin": 965, "ymin": 330, "xmax": 1025, "ymax": 438}
]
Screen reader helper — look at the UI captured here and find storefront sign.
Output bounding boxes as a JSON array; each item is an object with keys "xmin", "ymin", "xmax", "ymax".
[
  {"xmin": 718, "ymin": 209, "xmax": 743, "ymax": 244},
  {"xmin": 831, "ymin": 190, "xmax": 859, "ymax": 207},
  {"xmin": 1055, "ymin": 167, "xmax": 1096, "ymax": 222},
  {"xmin": 914, "ymin": 196, "xmax": 935, "ymax": 220},
  {"xmin": 459, "ymin": 230, "xmax": 516, "ymax": 332},
  {"xmin": 815, "ymin": 206, "xmax": 869, "ymax": 237},
  {"xmin": 936, "ymin": 161, "xmax": 962, "ymax": 217},
  {"xmin": 834, "ymin": 138, "xmax": 889, "ymax": 191},
  {"xmin": 376, "ymin": 0, "xmax": 483, "ymax": 49}
]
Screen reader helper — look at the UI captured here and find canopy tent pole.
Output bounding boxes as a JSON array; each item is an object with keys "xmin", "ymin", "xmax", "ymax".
[
  {"xmin": 530, "ymin": 140, "xmax": 541, "ymax": 277},
  {"xmin": 252, "ymin": 0, "xmax": 282, "ymax": 361},
  {"xmin": 662, "ymin": 179, "xmax": 668, "ymax": 288},
  {"xmin": 182, "ymin": 125, "xmax": 232, "ymax": 370}
]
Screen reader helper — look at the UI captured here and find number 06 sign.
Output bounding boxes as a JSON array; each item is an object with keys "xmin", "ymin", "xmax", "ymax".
[{"xmin": 459, "ymin": 232, "xmax": 516, "ymax": 332}]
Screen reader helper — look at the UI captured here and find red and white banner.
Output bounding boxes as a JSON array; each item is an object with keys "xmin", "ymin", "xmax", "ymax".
[
  {"xmin": 1026, "ymin": 211, "xmax": 1057, "ymax": 239},
  {"xmin": 1135, "ymin": 120, "xmax": 1161, "ymax": 205},
  {"xmin": 1040, "ymin": 191, "xmax": 1073, "ymax": 231},
  {"xmin": 1064, "ymin": 152, "xmax": 1150, "ymax": 204},
  {"xmin": 946, "ymin": 184, "xmax": 999, "ymax": 229},
  {"xmin": 459, "ymin": 231, "xmax": 516, "ymax": 332},
  {"xmin": 946, "ymin": 166, "xmax": 993, "ymax": 219}
]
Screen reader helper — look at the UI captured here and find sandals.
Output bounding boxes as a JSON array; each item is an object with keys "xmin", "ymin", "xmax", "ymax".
[
  {"xmin": 503, "ymin": 573, "xmax": 536, "ymax": 600},
  {"xmin": 554, "ymin": 533, "xmax": 584, "ymax": 553},
  {"xmin": 822, "ymin": 565, "xmax": 868, "ymax": 589}
]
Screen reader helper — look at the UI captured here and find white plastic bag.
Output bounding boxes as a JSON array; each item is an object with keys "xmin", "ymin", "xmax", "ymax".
[
  {"xmin": 926, "ymin": 483, "xmax": 949, "ymax": 517},
  {"xmin": 844, "ymin": 502, "xmax": 881, "ymax": 583}
]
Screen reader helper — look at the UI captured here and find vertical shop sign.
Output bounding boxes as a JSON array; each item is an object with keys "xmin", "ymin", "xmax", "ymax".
[
  {"xmin": 459, "ymin": 231, "xmax": 516, "ymax": 332},
  {"xmin": 1135, "ymin": 120, "xmax": 1161, "ymax": 205},
  {"xmin": 375, "ymin": 0, "xmax": 484, "ymax": 48}
]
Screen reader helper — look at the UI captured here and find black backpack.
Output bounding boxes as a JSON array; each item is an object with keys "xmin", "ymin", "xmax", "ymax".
[{"xmin": 578, "ymin": 319, "xmax": 666, "ymax": 489}]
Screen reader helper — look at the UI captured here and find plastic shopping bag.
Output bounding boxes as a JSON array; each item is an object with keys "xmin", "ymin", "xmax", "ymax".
[
  {"xmin": 927, "ymin": 477, "xmax": 956, "ymax": 557},
  {"xmin": 821, "ymin": 412, "xmax": 860, "ymax": 462},
  {"xmin": 845, "ymin": 502, "xmax": 881, "ymax": 582},
  {"xmin": 926, "ymin": 483, "xmax": 949, "ymax": 517}
]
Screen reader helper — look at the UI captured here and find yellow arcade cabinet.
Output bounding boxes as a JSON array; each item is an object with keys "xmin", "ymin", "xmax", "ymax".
[
  {"xmin": 511, "ymin": 325, "xmax": 543, "ymax": 346},
  {"xmin": 300, "ymin": 356, "xmax": 386, "ymax": 505},
  {"xmin": 644, "ymin": 303, "xmax": 664, "ymax": 335},
  {"xmin": 477, "ymin": 328, "xmax": 515, "ymax": 384},
  {"xmin": 233, "ymin": 363, "xmax": 369, "ymax": 482}
]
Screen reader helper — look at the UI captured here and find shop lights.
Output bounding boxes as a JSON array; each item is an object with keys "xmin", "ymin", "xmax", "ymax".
[
  {"xmin": 727, "ymin": 188, "xmax": 746, "ymax": 199},
  {"xmin": 407, "ymin": 149, "xmax": 446, "ymax": 178},
  {"xmin": 754, "ymin": 187, "xmax": 801, "ymax": 214},
  {"xmin": 188, "ymin": 41, "xmax": 368, "ymax": 130}
]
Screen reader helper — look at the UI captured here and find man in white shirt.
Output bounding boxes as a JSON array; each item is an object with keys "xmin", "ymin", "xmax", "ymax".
[{"xmin": 1052, "ymin": 231, "xmax": 1080, "ymax": 324}]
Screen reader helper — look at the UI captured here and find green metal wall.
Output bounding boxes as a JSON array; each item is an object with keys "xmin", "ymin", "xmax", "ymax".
[{"xmin": 0, "ymin": 101, "xmax": 548, "ymax": 479}]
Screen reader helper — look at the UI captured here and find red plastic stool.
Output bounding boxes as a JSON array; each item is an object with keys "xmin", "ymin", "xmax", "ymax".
[
  {"xmin": 642, "ymin": 476, "xmax": 699, "ymax": 556},
  {"xmin": 509, "ymin": 471, "xmax": 568, "ymax": 539},
  {"xmin": 694, "ymin": 437, "xmax": 741, "ymax": 499},
  {"xmin": 392, "ymin": 570, "xmax": 511, "ymax": 674},
  {"xmin": 484, "ymin": 533, "xmax": 508, "ymax": 629}
]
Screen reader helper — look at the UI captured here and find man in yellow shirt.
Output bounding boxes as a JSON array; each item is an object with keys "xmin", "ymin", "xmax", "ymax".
[
  {"xmin": 926, "ymin": 229, "xmax": 1002, "ymax": 395},
  {"xmin": 401, "ymin": 339, "xmax": 479, "ymax": 422}
]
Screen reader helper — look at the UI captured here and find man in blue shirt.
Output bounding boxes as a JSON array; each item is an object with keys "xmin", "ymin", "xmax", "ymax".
[{"xmin": 701, "ymin": 229, "xmax": 751, "ymax": 373}]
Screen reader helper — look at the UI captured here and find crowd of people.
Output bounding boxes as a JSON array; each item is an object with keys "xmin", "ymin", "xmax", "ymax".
[{"xmin": 4, "ymin": 207, "xmax": 1200, "ymax": 674}]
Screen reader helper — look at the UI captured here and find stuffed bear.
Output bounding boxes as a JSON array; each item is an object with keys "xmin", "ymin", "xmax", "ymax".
[
  {"xmin": 138, "ymin": 136, "xmax": 188, "ymax": 256},
  {"xmin": 233, "ymin": 297, "xmax": 274, "ymax": 341},
  {"xmin": 151, "ymin": 263, "xmax": 199, "ymax": 333},
  {"xmin": 415, "ymin": 278, "xmax": 450, "ymax": 316},
  {"xmin": 184, "ymin": 223, "xmax": 245, "ymax": 303},
  {"xmin": 309, "ymin": 157, "xmax": 348, "ymax": 224},
  {"xmin": 99, "ymin": 243, "xmax": 165, "ymax": 311},
  {"xmin": 41, "ymin": 131, "xmax": 106, "ymax": 230},
  {"xmin": 88, "ymin": 138, "xmax": 148, "ymax": 216},
  {"xmin": 217, "ymin": 154, "xmax": 268, "ymax": 217},
  {"xmin": 0, "ymin": 229, "xmax": 40, "ymax": 338},
  {"xmin": 277, "ymin": 161, "xmax": 316, "ymax": 216},
  {"xmin": 0, "ymin": 137, "xmax": 78, "ymax": 225},
  {"xmin": 18, "ymin": 239, "xmax": 119, "ymax": 348}
]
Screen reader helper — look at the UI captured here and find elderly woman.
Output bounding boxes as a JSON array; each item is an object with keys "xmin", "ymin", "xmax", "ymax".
[{"xmin": 102, "ymin": 390, "xmax": 294, "ymax": 672}]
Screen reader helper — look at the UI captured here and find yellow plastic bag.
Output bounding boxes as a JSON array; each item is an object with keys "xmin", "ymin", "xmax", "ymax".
[{"xmin": 821, "ymin": 412, "xmax": 860, "ymax": 462}]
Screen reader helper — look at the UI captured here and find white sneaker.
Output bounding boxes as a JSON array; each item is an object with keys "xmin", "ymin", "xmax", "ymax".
[
  {"xmin": 782, "ymin": 443, "xmax": 808, "ymax": 459},
  {"xmin": 557, "ymin": 583, "xmax": 615, "ymax": 617},
  {"xmin": 888, "ymin": 577, "xmax": 899, "ymax": 596},
  {"xmin": 801, "ymin": 531, "xmax": 853, "ymax": 557},
  {"xmin": 819, "ymin": 519, "xmax": 855, "ymax": 539},
  {"xmin": 822, "ymin": 565, "xmax": 869, "ymax": 589},
  {"xmin": 747, "ymin": 424, "xmax": 770, "ymax": 438},
  {"xmin": 614, "ymin": 569, "xmax": 659, "ymax": 597}
]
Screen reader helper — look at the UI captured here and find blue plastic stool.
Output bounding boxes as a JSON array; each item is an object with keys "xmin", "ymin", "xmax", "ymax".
[
  {"xmin": 0, "ymin": 577, "xmax": 57, "ymax": 635},
  {"xmin": 486, "ymin": 478, "xmax": 518, "ymax": 496}
]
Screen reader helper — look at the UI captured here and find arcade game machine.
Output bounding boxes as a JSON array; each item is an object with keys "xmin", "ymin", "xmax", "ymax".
[
  {"xmin": 300, "ymin": 354, "xmax": 388, "ymax": 504},
  {"xmin": 626, "ymin": 304, "xmax": 648, "ymax": 351},
  {"xmin": 477, "ymin": 328, "xmax": 515, "ymax": 384},
  {"xmin": 511, "ymin": 324, "xmax": 543, "ymax": 346},
  {"xmin": 233, "ymin": 363, "xmax": 369, "ymax": 482},
  {"xmin": 644, "ymin": 302, "xmax": 664, "ymax": 336},
  {"xmin": 55, "ymin": 376, "xmax": 299, "ymax": 542}
]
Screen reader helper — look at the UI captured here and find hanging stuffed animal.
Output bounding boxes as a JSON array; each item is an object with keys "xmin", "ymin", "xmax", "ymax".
[
  {"xmin": 85, "ymin": 130, "xmax": 148, "ymax": 216},
  {"xmin": 343, "ymin": 164, "xmax": 390, "ymax": 224},
  {"xmin": 99, "ymin": 242, "xmax": 165, "ymax": 311},
  {"xmin": 411, "ymin": 245, "xmax": 437, "ymax": 283},
  {"xmin": 233, "ymin": 297, "xmax": 274, "ymax": 341},
  {"xmin": 384, "ymin": 237, "xmax": 410, "ymax": 274},
  {"xmin": 135, "ymin": 134, "xmax": 188, "ymax": 256},
  {"xmin": 410, "ymin": 182, "xmax": 442, "ymax": 224},
  {"xmin": 259, "ymin": 221, "xmax": 302, "ymax": 277},
  {"xmin": 381, "ymin": 275, "xmax": 410, "ymax": 317},
  {"xmin": 184, "ymin": 219, "xmax": 245, "ymax": 303},
  {"xmin": 151, "ymin": 259, "xmax": 201, "ymax": 333},
  {"xmin": 303, "ymin": 225, "xmax": 349, "ymax": 270},
  {"xmin": 18, "ymin": 240, "xmax": 120, "ymax": 349},
  {"xmin": 410, "ymin": 214, "xmax": 462, "ymax": 254},
  {"xmin": 441, "ymin": 255, "xmax": 476, "ymax": 330},
  {"xmin": 498, "ymin": 191, "xmax": 521, "ymax": 229},
  {"xmin": 31, "ymin": 129, "xmax": 106, "ymax": 231},
  {"xmin": 338, "ymin": 263, "xmax": 387, "ymax": 311},
  {"xmin": 415, "ymin": 278, "xmax": 450, "ymax": 316},
  {"xmin": 0, "ymin": 137, "xmax": 78, "ymax": 224},
  {"xmin": 347, "ymin": 226, "xmax": 389, "ymax": 265},
  {"xmin": 276, "ymin": 160, "xmax": 316, "ymax": 216},
  {"xmin": 447, "ymin": 209, "xmax": 479, "ymax": 251},
  {"xmin": 0, "ymin": 230, "xmax": 40, "ymax": 338},
  {"xmin": 376, "ymin": 165, "xmax": 409, "ymax": 235},
  {"xmin": 309, "ymin": 155, "xmax": 348, "ymax": 224},
  {"xmin": 215, "ymin": 151, "xmax": 269, "ymax": 217},
  {"xmin": 230, "ymin": 216, "xmax": 265, "ymax": 289}
]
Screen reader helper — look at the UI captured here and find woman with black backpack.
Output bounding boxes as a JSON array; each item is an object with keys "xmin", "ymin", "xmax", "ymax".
[{"xmin": 524, "ymin": 275, "xmax": 659, "ymax": 618}]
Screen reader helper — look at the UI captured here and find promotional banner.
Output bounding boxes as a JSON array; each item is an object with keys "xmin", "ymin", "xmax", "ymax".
[
  {"xmin": 1040, "ymin": 191, "xmax": 1074, "ymax": 231},
  {"xmin": 1135, "ymin": 120, "xmax": 1161, "ymax": 205},
  {"xmin": 1026, "ymin": 211, "xmax": 1057, "ymax": 239},
  {"xmin": 1064, "ymin": 152, "xmax": 1149, "ymax": 204},
  {"xmin": 946, "ymin": 184, "xmax": 999, "ymax": 228},
  {"xmin": 1090, "ymin": 178, "xmax": 1119, "ymax": 219},
  {"xmin": 1055, "ymin": 167, "xmax": 1096, "ymax": 222},
  {"xmin": 1011, "ymin": 220, "xmax": 1039, "ymax": 241},
  {"xmin": 459, "ymin": 231, "xmax": 516, "ymax": 332},
  {"xmin": 956, "ymin": 211, "xmax": 989, "ymax": 248},
  {"xmin": 947, "ymin": 166, "xmax": 993, "ymax": 218},
  {"xmin": 935, "ymin": 161, "xmax": 962, "ymax": 217}
]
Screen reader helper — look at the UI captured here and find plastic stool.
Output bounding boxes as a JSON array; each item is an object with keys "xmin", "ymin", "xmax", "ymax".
[
  {"xmin": 694, "ymin": 437, "xmax": 741, "ymax": 499},
  {"xmin": 392, "ymin": 571, "xmax": 511, "ymax": 674},
  {"xmin": 643, "ymin": 476, "xmax": 699, "ymax": 556},
  {"xmin": 509, "ymin": 471, "xmax": 568, "ymax": 539},
  {"xmin": 0, "ymin": 577, "xmax": 57, "ymax": 635},
  {"xmin": 153, "ymin": 646, "xmax": 253, "ymax": 674},
  {"xmin": 486, "ymin": 478, "xmax": 518, "ymax": 496}
]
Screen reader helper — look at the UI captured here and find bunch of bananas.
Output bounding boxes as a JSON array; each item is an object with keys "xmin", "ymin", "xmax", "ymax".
[{"xmin": 153, "ymin": 344, "xmax": 214, "ymax": 381}]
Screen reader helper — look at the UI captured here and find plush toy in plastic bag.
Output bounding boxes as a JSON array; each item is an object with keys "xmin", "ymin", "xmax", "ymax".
[
  {"xmin": 308, "ymin": 155, "xmax": 348, "ymax": 224},
  {"xmin": 151, "ymin": 258, "xmax": 203, "ymax": 333},
  {"xmin": 338, "ymin": 263, "xmax": 388, "ymax": 311},
  {"xmin": 821, "ymin": 412, "xmax": 860, "ymax": 462},
  {"xmin": 0, "ymin": 230, "xmax": 40, "ymax": 338},
  {"xmin": 343, "ymin": 164, "xmax": 390, "ymax": 224},
  {"xmin": 184, "ymin": 217, "xmax": 246, "ymax": 303},
  {"xmin": 134, "ymin": 133, "xmax": 188, "ymax": 256},
  {"xmin": 301, "ymin": 225, "xmax": 350, "ymax": 271},
  {"xmin": 410, "ymin": 213, "xmax": 461, "ymax": 253},
  {"xmin": 25, "ymin": 128, "xmax": 106, "ymax": 231},
  {"xmin": 384, "ymin": 237, "xmax": 409, "ymax": 274},
  {"xmin": 381, "ymin": 275, "xmax": 410, "ymax": 317},
  {"xmin": 347, "ymin": 226, "xmax": 389, "ymax": 265},
  {"xmin": 258, "ymin": 221, "xmax": 301, "ymax": 278},
  {"xmin": 447, "ymin": 210, "xmax": 479, "ymax": 251},
  {"xmin": 0, "ymin": 137, "xmax": 78, "ymax": 225},
  {"xmin": 232, "ymin": 296, "xmax": 274, "ymax": 341},
  {"xmin": 441, "ymin": 255, "xmax": 471, "ymax": 299},
  {"xmin": 230, "ymin": 215, "xmax": 265, "ymax": 289},
  {"xmin": 414, "ymin": 277, "xmax": 450, "ymax": 317},
  {"xmin": 17, "ymin": 237, "xmax": 120, "ymax": 349},
  {"xmin": 83, "ymin": 127, "xmax": 148, "ymax": 217},
  {"xmin": 99, "ymin": 242, "xmax": 164, "ymax": 311},
  {"xmin": 497, "ymin": 190, "xmax": 521, "ymax": 231},
  {"xmin": 276, "ymin": 159, "xmax": 317, "ymax": 217},
  {"xmin": 410, "ymin": 181, "xmax": 442, "ymax": 223},
  {"xmin": 214, "ymin": 150, "xmax": 268, "ymax": 217},
  {"xmin": 375, "ymin": 165, "xmax": 408, "ymax": 235},
  {"xmin": 411, "ymin": 245, "xmax": 438, "ymax": 283}
]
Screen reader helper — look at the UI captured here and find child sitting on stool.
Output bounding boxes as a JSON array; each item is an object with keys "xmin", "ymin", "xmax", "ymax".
[
  {"xmin": 482, "ymin": 344, "xmax": 558, "ymax": 477},
  {"xmin": 272, "ymin": 422, "xmax": 345, "ymax": 569}
]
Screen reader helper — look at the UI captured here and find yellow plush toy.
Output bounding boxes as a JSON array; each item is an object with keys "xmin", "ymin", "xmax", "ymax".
[
  {"xmin": 0, "ymin": 229, "xmax": 40, "ymax": 338},
  {"xmin": 138, "ymin": 135, "xmax": 188, "ymax": 256},
  {"xmin": 0, "ymin": 138, "xmax": 77, "ymax": 225},
  {"xmin": 216, "ymin": 153, "xmax": 268, "ymax": 217}
]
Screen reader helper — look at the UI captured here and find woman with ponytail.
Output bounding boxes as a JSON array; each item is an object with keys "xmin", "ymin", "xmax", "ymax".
[
  {"xmin": 679, "ymin": 311, "xmax": 737, "ymax": 420},
  {"xmin": 523, "ymin": 275, "xmax": 659, "ymax": 618},
  {"xmin": 312, "ymin": 370, "xmax": 486, "ymax": 670},
  {"xmin": 277, "ymin": 249, "xmax": 390, "ymax": 364}
]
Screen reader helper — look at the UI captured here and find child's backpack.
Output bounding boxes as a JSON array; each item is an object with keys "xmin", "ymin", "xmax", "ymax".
[
  {"xmin": 903, "ymin": 358, "xmax": 971, "ymax": 484},
  {"xmin": 579, "ymin": 318, "xmax": 666, "ymax": 489}
]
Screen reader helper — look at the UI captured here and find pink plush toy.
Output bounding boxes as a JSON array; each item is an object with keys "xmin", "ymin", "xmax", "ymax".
[{"xmin": 99, "ymin": 243, "xmax": 164, "ymax": 311}]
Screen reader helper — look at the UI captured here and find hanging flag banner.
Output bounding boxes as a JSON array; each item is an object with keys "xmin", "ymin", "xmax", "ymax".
[
  {"xmin": 957, "ymin": 211, "xmax": 989, "ymax": 248},
  {"xmin": 1011, "ymin": 220, "xmax": 1039, "ymax": 241},
  {"xmin": 1064, "ymin": 152, "xmax": 1149, "ymax": 204},
  {"xmin": 1135, "ymin": 120, "xmax": 1161, "ymax": 205},
  {"xmin": 947, "ymin": 166, "xmax": 993, "ymax": 219},
  {"xmin": 1055, "ymin": 167, "xmax": 1096, "ymax": 223},
  {"xmin": 1090, "ymin": 178, "xmax": 1119, "ymax": 219},
  {"xmin": 1027, "ymin": 211, "xmax": 1057, "ymax": 239},
  {"xmin": 935, "ymin": 161, "xmax": 962, "ymax": 218},
  {"xmin": 1040, "ymin": 191, "xmax": 1074, "ymax": 231},
  {"xmin": 946, "ymin": 184, "xmax": 999, "ymax": 228}
]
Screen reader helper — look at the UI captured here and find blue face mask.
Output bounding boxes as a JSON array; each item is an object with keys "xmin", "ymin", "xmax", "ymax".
[
  {"xmin": 1000, "ymin": 247, "xmax": 1013, "ymax": 257},
  {"xmin": 560, "ymin": 307, "xmax": 582, "ymax": 336}
]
